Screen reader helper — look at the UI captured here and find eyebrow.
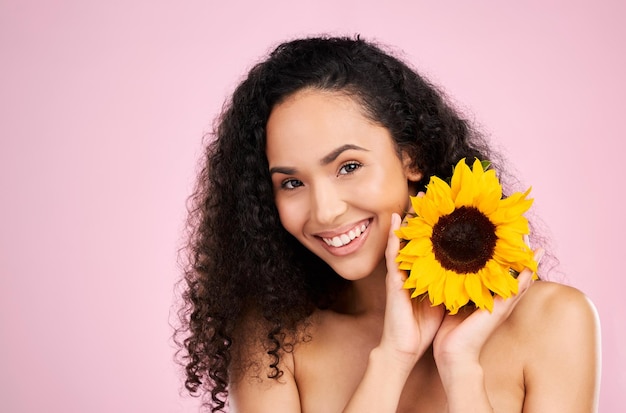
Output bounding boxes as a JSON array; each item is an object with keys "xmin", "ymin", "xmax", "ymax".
[
  {"xmin": 320, "ymin": 144, "xmax": 369, "ymax": 165},
  {"xmin": 269, "ymin": 144, "xmax": 369, "ymax": 175}
]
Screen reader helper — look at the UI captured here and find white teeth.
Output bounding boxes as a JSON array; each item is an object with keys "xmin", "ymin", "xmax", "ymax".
[{"xmin": 322, "ymin": 221, "xmax": 369, "ymax": 247}]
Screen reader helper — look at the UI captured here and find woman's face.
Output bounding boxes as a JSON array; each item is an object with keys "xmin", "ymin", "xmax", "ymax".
[{"xmin": 266, "ymin": 89, "xmax": 422, "ymax": 280}]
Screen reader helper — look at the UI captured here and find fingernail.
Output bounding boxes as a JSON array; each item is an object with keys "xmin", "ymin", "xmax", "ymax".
[
  {"xmin": 392, "ymin": 213, "xmax": 400, "ymax": 227},
  {"xmin": 534, "ymin": 248, "xmax": 545, "ymax": 264}
]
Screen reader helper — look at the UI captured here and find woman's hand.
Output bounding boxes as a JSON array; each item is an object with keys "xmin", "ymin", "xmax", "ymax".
[
  {"xmin": 433, "ymin": 253, "xmax": 541, "ymax": 365},
  {"xmin": 431, "ymin": 249, "xmax": 543, "ymax": 406},
  {"xmin": 378, "ymin": 213, "xmax": 444, "ymax": 369},
  {"xmin": 341, "ymin": 213, "xmax": 444, "ymax": 413}
]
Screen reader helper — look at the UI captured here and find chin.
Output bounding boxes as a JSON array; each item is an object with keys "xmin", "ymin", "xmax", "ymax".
[{"xmin": 330, "ymin": 259, "xmax": 385, "ymax": 282}]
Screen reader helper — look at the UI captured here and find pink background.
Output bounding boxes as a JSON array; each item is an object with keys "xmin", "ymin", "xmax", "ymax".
[{"xmin": 1, "ymin": 1, "xmax": 624, "ymax": 411}]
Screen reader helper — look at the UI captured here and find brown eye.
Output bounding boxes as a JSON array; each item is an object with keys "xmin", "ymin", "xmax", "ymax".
[
  {"xmin": 281, "ymin": 178, "xmax": 303, "ymax": 190},
  {"xmin": 338, "ymin": 162, "xmax": 362, "ymax": 175}
]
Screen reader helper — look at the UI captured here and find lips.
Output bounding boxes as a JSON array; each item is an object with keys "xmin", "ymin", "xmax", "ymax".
[{"xmin": 320, "ymin": 220, "xmax": 370, "ymax": 248}]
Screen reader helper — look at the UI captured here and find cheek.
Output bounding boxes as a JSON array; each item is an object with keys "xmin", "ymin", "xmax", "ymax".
[
  {"xmin": 355, "ymin": 167, "xmax": 411, "ymax": 210},
  {"xmin": 275, "ymin": 196, "xmax": 306, "ymax": 236}
]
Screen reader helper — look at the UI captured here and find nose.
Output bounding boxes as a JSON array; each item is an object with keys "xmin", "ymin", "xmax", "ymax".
[{"xmin": 310, "ymin": 181, "xmax": 348, "ymax": 226}]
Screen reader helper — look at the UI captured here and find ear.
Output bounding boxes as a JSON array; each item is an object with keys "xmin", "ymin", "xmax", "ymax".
[{"xmin": 401, "ymin": 150, "xmax": 423, "ymax": 182}]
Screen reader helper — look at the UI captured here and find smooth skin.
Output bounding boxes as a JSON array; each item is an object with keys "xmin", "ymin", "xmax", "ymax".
[{"xmin": 229, "ymin": 89, "xmax": 601, "ymax": 413}]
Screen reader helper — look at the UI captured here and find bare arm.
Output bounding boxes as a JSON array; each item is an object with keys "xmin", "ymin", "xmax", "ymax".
[
  {"xmin": 432, "ymin": 280, "xmax": 601, "ymax": 413},
  {"xmin": 432, "ymin": 265, "xmax": 539, "ymax": 413},
  {"xmin": 342, "ymin": 213, "xmax": 444, "ymax": 412}
]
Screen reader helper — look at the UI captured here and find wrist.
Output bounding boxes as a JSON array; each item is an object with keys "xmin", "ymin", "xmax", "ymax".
[
  {"xmin": 437, "ymin": 360, "xmax": 485, "ymax": 393},
  {"xmin": 370, "ymin": 345, "xmax": 418, "ymax": 378},
  {"xmin": 343, "ymin": 346, "xmax": 418, "ymax": 413},
  {"xmin": 434, "ymin": 346, "xmax": 480, "ymax": 371},
  {"xmin": 438, "ymin": 362, "xmax": 494, "ymax": 413}
]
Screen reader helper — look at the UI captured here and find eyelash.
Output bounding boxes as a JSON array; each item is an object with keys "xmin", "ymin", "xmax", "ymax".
[
  {"xmin": 280, "ymin": 179, "xmax": 303, "ymax": 190},
  {"xmin": 338, "ymin": 161, "xmax": 362, "ymax": 175},
  {"xmin": 279, "ymin": 161, "xmax": 363, "ymax": 190}
]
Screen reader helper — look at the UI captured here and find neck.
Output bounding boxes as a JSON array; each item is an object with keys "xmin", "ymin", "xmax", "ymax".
[{"xmin": 336, "ymin": 259, "xmax": 388, "ymax": 316}]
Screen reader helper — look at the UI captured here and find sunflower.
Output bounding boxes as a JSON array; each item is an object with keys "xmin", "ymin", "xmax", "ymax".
[{"xmin": 396, "ymin": 158, "xmax": 538, "ymax": 314}]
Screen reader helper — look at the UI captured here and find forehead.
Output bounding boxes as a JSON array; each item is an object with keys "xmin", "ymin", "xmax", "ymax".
[
  {"xmin": 268, "ymin": 89, "xmax": 370, "ymax": 132},
  {"xmin": 265, "ymin": 89, "xmax": 391, "ymax": 162}
]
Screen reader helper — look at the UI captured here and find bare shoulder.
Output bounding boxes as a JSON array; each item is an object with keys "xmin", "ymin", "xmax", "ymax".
[
  {"xmin": 228, "ymin": 312, "xmax": 302, "ymax": 412},
  {"xmin": 507, "ymin": 281, "xmax": 601, "ymax": 412},
  {"xmin": 507, "ymin": 280, "xmax": 600, "ymax": 351},
  {"xmin": 511, "ymin": 280, "xmax": 599, "ymax": 332}
]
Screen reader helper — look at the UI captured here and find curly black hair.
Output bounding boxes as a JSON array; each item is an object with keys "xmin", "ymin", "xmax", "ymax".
[{"xmin": 175, "ymin": 35, "xmax": 502, "ymax": 412}]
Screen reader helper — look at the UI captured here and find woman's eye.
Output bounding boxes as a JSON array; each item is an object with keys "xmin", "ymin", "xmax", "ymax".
[
  {"xmin": 281, "ymin": 179, "xmax": 303, "ymax": 190},
  {"xmin": 338, "ymin": 162, "xmax": 362, "ymax": 175}
]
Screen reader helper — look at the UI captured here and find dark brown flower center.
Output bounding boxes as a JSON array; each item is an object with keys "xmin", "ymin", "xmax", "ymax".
[{"xmin": 431, "ymin": 206, "xmax": 497, "ymax": 274}]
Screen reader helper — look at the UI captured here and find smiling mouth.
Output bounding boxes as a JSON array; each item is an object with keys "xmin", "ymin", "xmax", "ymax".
[{"xmin": 321, "ymin": 221, "xmax": 370, "ymax": 247}]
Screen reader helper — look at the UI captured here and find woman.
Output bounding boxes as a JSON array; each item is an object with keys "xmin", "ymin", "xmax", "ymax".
[{"xmin": 176, "ymin": 36, "xmax": 600, "ymax": 412}]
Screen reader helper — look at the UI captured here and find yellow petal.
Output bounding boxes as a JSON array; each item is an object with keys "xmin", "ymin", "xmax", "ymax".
[
  {"xmin": 470, "ymin": 272, "xmax": 496, "ymax": 311},
  {"xmin": 399, "ymin": 237, "xmax": 432, "ymax": 257},
  {"xmin": 471, "ymin": 158, "xmax": 484, "ymax": 180},
  {"xmin": 413, "ymin": 264, "xmax": 442, "ymax": 295},
  {"xmin": 490, "ymin": 190, "xmax": 533, "ymax": 225},
  {"xmin": 464, "ymin": 273, "xmax": 484, "ymax": 304},
  {"xmin": 427, "ymin": 269, "xmax": 447, "ymax": 306},
  {"xmin": 453, "ymin": 163, "xmax": 477, "ymax": 208},
  {"xmin": 428, "ymin": 177, "xmax": 455, "ymax": 216},
  {"xmin": 475, "ymin": 170, "xmax": 502, "ymax": 215},
  {"xmin": 409, "ymin": 194, "xmax": 424, "ymax": 212},
  {"xmin": 480, "ymin": 260, "xmax": 517, "ymax": 297},
  {"xmin": 397, "ymin": 218, "xmax": 433, "ymax": 239},
  {"xmin": 494, "ymin": 218, "xmax": 530, "ymax": 237},
  {"xmin": 398, "ymin": 156, "xmax": 537, "ymax": 315},
  {"xmin": 419, "ymin": 195, "xmax": 443, "ymax": 227},
  {"xmin": 443, "ymin": 272, "xmax": 470, "ymax": 311},
  {"xmin": 450, "ymin": 159, "xmax": 469, "ymax": 198}
]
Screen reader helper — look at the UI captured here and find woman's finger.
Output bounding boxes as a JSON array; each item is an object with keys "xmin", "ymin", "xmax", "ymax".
[{"xmin": 385, "ymin": 213, "xmax": 406, "ymax": 289}]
